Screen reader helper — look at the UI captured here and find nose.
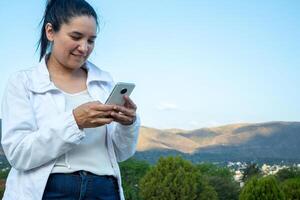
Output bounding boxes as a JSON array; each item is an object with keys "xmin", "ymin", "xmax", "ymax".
[{"xmin": 78, "ymin": 40, "xmax": 88, "ymax": 54}]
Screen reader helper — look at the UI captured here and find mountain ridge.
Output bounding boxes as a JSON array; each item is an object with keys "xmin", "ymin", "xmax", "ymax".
[
  {"xmin": 137, "ymin": 121, "xmax": 300, "ymax": 163},
  {"xmin": 1, "ymin": 119, "xmax": 300, "ymax": 163}
]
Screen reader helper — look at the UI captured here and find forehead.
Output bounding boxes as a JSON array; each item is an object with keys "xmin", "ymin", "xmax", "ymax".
[{"xmin": 60, "ymin": 15, "xmax": 97, "ymax": 36}]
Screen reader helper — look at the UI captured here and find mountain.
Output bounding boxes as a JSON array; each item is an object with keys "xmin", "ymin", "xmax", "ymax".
[
  {"xmin": 136, "ymin": 121, "xmax": 300, "ymax": 164},
  {"xmin": 1, "ymin": 120, "xmax": 300, "ymax": 164},
  {"xmin": 137, "ymin": 126, "xmax": 197, "ymax": 153}
]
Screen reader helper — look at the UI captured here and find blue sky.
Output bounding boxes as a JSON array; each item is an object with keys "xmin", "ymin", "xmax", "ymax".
[{"xmin": 0, "ymin": 0, "xmax": 299, "ymax": 130}]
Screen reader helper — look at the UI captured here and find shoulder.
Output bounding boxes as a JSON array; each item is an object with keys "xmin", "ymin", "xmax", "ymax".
[
  {"xmin": 3, "ymin": 67, "xmax": 38, "ymax": 101},
  {"xmin": 7, "ymin": 67, "xmax": 36, "ymax": 88}
]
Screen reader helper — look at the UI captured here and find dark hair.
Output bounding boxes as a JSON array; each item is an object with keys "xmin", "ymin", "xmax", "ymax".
[{"xmin": 38, "ymin": 0, "xmax": 98, "ymax": 61}]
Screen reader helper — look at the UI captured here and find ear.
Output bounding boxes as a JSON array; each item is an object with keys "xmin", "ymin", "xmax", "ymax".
[{"xmin": 45, "ymin": 23, "xmax": 55, "ymax": 42}]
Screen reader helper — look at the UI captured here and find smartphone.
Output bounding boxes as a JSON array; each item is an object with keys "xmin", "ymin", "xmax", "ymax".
[{"xmin": 105, "ymin": 82, "xmax": 135, "ymax": 106}]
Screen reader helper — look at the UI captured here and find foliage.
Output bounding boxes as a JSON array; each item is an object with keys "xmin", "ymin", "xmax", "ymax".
[
  {"xmin": 0, "ymin": 188, "xmax": 4, "ymax": 199},
  {"xmin": 198, "ymin": 184, "xmax": 218, "ymax": 200},
  {"xmin": 280, "ymin": 178, "xmax": 300, "ymax": 200},
  {"xmin": 4, "ymin": 155, "xmax": 300, "ymax": 200},
  {"xmin": 119, "ymin": 158, "xmax": 150, "ymax": 200},
  {"xmin": 0, "ymin": 170, "xmax": 9, "ymax": 179},
  {"xmin": 207, "ymin": 176, "xmax": 240, "ymax": 200},
  {"xmin": 0, "ymin": 171, "xmax": 8, "ymax": 199},
  {"xmin": 276, "ymin": 167, "xmax": 300, "ymax": 182},
  {"xmin": 139, "ymin": 156, "xmax": 218, "ymax": 200},
  {"xmin": 239, "ymin": 175, "xmax": 285, "ymax": 200},
  {"xmin": 197, "ymin": 163, "xmax": 240, "ymax": 200},
  {"xmin": 241, "ymin": 163, "xmax": 262, "ymax": 182},
  {"xmin": 197, "ymin": 163, "xmax": 233, "ymax": 178}
]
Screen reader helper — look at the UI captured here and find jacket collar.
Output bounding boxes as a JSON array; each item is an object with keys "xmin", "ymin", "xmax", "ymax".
[{"xmin": 29, "ymin": 55, "xmax": 112, "ymax": 93}]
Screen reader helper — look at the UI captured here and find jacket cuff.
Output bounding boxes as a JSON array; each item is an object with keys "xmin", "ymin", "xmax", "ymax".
[
  {"xmin": 116, "ymin": 115, "xmax": 140, "ymax": 137},
  {"xmin": 65, "ymin": 111, "xmax": 86, "ymax": 144}
]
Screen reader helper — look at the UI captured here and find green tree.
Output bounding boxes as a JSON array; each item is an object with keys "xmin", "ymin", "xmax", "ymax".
[
  {"xmin": 198, "ymin": 184, "xmax": 218, "ymax": 200},
  {"xmin": 197, "ymin": 163, "xmax": 240, "ymax": 200},
  {"xmin": 119, "ymin": 158, "xmax": 150, "ymax": 200},
  {"xmin": 276, "ymin": 167, "xmax": 300, "ymax": 182},
  {"xmin": 0, "ymin": 170, "xmax": 9, "ymax": 180},
  {"xmin": 280, "ymin": 178, "xmax": 300, "ymax": 200},
  {"xmin": 0, "ymin": 170, "xmax": 9, "ymax": 199},
  {"xmin": 197, "ymin": 163, "xmax": 233, "ymax": 178},
  {"xmin": 207, "ymin": 176, "xmax": 240, "ymax": 200},
  {"xmin": 242, "ymin": 163, "xmax": 262, "ymax": 182},
  {"xmin": 139, "ymin": 156, "xmax": 218, "ymax": 200},
  {"xmin": 239, "ymin": 175, "xmax": 285, "ymax": 200},
  {"xmin": 0, "ymin": 188, "xmax": 4, "ymax": 199}
]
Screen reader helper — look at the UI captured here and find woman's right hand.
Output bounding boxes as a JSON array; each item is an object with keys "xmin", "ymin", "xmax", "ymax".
[{"xmin": 73, "ymin": 101, "xmax": 114, "ymax": 129}]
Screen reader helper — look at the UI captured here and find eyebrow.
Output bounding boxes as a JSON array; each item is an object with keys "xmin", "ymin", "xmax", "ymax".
[{"xmin": 69, "ymin": 31, "xmax": 97, "ymax": 39}]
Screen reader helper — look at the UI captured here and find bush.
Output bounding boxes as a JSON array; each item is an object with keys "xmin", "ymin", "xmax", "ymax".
[
  {"xmin": 207, "ymin": 176, "xmax": 240, "ymax": 200},
  {"xmin": 276, "ymin": 167, "xmax": 300, "ymax": 182},
  {"xmin": 139, "ymin": 156, "xmax": 218, "ymax": 200},
  {"xmin": 281, "ymin": 178, "xmax": 300, "ymax": 200},
  {"xmin": 0, "ymin": 170, "xmax": 9, "ymax": 179},
  {"xmin": 197, "ymin": 163, "xmax": 240, "ymax": 200},
  {"xmin": 241, "ymin": 163, "xmax": 262, "ymax": 183},
  {"xmin": 119, "ymin": 158, "xmax": 150, "ymax": 200},
  {"xmin": 239, "ymin": 175, "xmax": 285, "ymax": 200}
]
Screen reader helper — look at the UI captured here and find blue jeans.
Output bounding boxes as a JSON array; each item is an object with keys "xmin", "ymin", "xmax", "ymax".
[{"xmin": 42, "ymin": 171, "xmax": 120, "ymax": 200}]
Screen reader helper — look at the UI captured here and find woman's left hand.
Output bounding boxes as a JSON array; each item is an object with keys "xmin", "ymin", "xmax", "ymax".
[{"xmin": 110, "ymin": 95, "xmax": 137, "ymax": 125}]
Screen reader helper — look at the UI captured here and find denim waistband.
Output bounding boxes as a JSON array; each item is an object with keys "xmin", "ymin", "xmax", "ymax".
[
  {"xmin": 44, "ymin": 170, "xmax": 120, "ymax": 199},
  {"xmin": 52, "ymin": 170, "xmax": 116, "ymax": 180}
]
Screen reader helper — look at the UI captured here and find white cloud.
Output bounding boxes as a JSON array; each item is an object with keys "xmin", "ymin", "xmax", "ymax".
[{"xmin": 157, "ymin": 102, "xmax": 179, "ymax": 111}]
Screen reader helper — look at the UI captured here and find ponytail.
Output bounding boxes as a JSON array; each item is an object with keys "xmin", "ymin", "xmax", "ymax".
[{"xmin": 37, "ymin": 0, "xmax": 98, "ymax": 61}]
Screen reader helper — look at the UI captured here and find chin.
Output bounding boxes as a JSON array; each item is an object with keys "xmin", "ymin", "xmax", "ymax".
[{"xmin": 68, "ymin": 60, "xmax": 85, "ymax": 69}]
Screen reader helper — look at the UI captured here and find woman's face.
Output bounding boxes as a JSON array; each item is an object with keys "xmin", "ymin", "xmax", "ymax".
[{"xmin": 46, "ymin": 15, "xmax": 97, "ymax": 69}]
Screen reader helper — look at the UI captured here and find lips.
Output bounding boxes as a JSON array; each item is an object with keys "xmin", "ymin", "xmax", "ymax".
[{"xmin": 71, "ymin": 53, "xmax": 86, "ymax": 58}]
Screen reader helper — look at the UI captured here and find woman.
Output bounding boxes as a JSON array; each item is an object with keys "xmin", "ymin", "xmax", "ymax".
[{"xmin": 1, "ymin": 0, "xmax": 140, "ymax": 199}]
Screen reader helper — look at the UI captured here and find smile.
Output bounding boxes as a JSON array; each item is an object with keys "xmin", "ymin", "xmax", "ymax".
[{"xmin": 71, "ymin": 53, "xmax": 85, "ymax": 58}]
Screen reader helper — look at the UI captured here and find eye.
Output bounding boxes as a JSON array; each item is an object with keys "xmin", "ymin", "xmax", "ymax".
[
  {"xmin": 88, "ymin": 39, "xmax": 95, "ymax": 44},
  {"xmin": 70, "ymin": 35, "xmax": 81, "ymax": 41}
]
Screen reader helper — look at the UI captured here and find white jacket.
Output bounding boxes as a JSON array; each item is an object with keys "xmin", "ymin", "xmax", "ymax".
[{"xmin": 1, "ymin": 57, "xmax": 140, "ymax": 200}]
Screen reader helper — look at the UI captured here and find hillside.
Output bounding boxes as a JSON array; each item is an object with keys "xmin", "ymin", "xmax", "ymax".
[
  {"xmin": 136, "ymin": 121, "xmax": 300, "ymax": 163},
  {"xmin": 1, "ymin": 120, "xmax": 300, "ymax": 164}
]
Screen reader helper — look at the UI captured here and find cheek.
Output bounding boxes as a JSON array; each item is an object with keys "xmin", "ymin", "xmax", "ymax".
[
  {"xmin": 65, "ymin": 42, "xmax": 79, "ymax": 53},
  {"xmin": 87, "ymin": 45, "xmax": 95, "ymax": 55},
  {"xmin": 53, "ymin": 39, "xmax": 68, "ymax": 53},
  {"xmin": 56, "ymin": 37, "xmax": 78, "ymax": 52}
]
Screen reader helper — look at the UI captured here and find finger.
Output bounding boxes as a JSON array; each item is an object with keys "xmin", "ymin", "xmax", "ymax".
[
  {"xmin": 91, "ymin": 118, "xmax": 114, "ymax": 126},
  {"xmin": 93, "ymin": 111, "xmax": 112, "ymax": 118},
  {"xmin": 112, "ymin": 106, "xmax": 135, "ymax": 117},
  {"xmin": 111, "ymin": 112, "xmax": 133, "ymax": 124},
  {"xmin": 123, "ymin": 96, "xmax": 137, "ymax": 110},
  {"xmin": 93, "ymin": 104, "xmax": 115, "ymax": 112}
]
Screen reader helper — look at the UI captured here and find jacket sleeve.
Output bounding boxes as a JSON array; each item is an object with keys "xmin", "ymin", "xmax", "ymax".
[
  {"xmin": 1, "ymin": 73, "xmax": 85, "ymax": 171},
  {"xmin": 111, "ymin": 115, "xmax": 141, "ymax": 162}
]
